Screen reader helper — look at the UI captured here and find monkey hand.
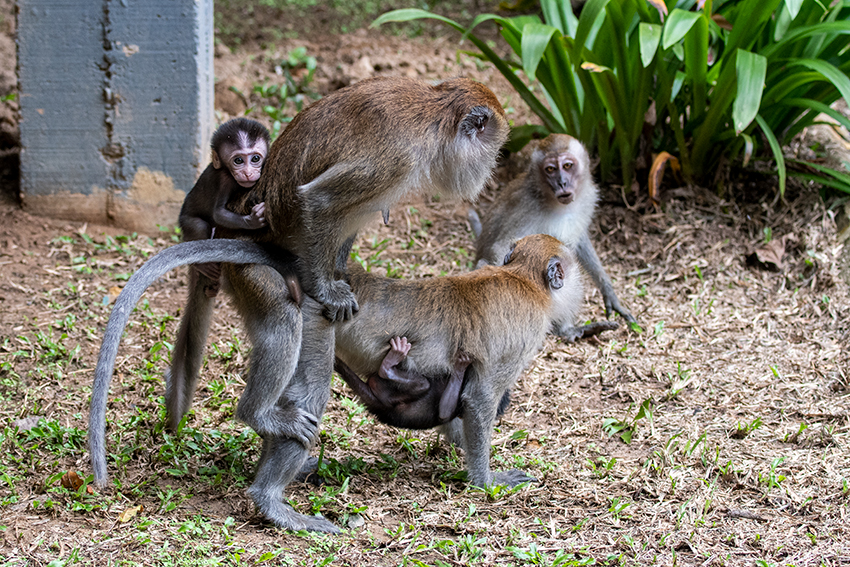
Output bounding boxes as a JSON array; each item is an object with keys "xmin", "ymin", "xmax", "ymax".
[
  {"xmin": 318, "ymin": 279, "xmax": 359, "ymax": 322},
  {"xmin": 490, "ymin": 469, "xmax": 538, "ymax": 488},
  {"xmin": 386, "ymin": 336, "xmax": 411, "ymax": 360},
  {"xmin": 455, "ymin": 349, "xmax": 473, "ymax": 366},
  {"xmin": 244, "ymin": 202, "xmax": 267, "ymax": 229}
]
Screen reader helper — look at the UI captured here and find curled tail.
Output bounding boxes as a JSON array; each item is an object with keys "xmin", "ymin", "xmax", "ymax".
[{"xmin": 88, "ymin": 239, "xmax": 297, "ymax": 487}]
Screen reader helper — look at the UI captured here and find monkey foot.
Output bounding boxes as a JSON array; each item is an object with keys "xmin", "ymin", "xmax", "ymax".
[
  {"xmin": 490, "ymin": 469, "xmax": 538, "ymax": 488},
  {"xmin": 249, "ymin": 491, "xmax": 340, "ymax": 533},
  {"xmin": 203, "ymin": 282, "xmax": 220, "ymax": 298},
  {"xmin": 556, "ymin": 321, "xmax": 620, "ymax": 342}
]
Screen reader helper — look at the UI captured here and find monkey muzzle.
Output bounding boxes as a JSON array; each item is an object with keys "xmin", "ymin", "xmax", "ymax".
[{"xmin": 555, "ymin": 187, "xmax": 574, "ymax": 205}]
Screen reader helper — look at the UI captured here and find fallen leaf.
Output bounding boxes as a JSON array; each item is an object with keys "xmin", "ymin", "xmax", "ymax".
[
  {"xmin": 118, "ymin": 505, "xmax": 143, "ymax": 523},
  {"xmin": 108, "ymin": 286, "xmax": 123, "ymax": 303},
  {"xmin": 649, "ymin": 151, "xmax": 680, "ymax": 207},
  {"xmin": 748, "ymin": 234, "xmax": 795, "ymax": 271},
  {"xmin": 61, "ymin": 470, "xmax": 84, "ymax": 491}
]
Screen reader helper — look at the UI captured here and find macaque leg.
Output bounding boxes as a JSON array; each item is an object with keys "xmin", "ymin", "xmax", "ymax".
[
  {"xmin": 247, "ymin": 297, "xmax": 337, "ymax": 532},
  {"xmin": 334, "ymin": 358, "xmax": 383, "ymax": 407},
  {"xmin": 226, "ymin": 263, "xmax": 316, "ymax": 444},
  {"xmin": 457, "ymin": 376, "xmax": 536, "ymax": 489},
  {"xmin": 166, "ymin": 268, "xmax": 214, "ymax": 431},
  {"xmin": 575, "ymin": 233, "xmax": 635, "ymax": 323}
]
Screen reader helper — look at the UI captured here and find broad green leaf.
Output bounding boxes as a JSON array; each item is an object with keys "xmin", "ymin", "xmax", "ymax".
[
  {"xmin": 784, "ymin": 0, "xmax": 803, "ymax": 20},
  {"xmin": 639, "ymin": 23, "xmax": 662, "ymax": 67},
  {"xmin": 671, "ymin": 71, "xmax": 686, "ymax": 100},
  {"xmin": 574, "ymin": 0, "xmax": 611, "ymax": 48},
  {"xmin": 662, "ymin": 9, "xmax": 701, "ymax": 50},
  {"xmin": 788, "ymin": 171, "xmax": 850, "ymax": 194},
  {"xmin": 788, "ymin": 58, "xmax": 850, "ymax": 104},
  {"xmin": 733, "ymin": 50, "xmax": 767, "ymax": 134},
  {"xmin": 762, "ymin": 22, "xmax": 850, "ymax": 58},
  {"xmin": 684, "ymin": 14, "xmax": 708, "ymax": 122},
  {"xmin": 779, "ymin": 98, "xmax": 850, "ymax": 133},
  {"xmin": 372, "ymin": 9, "xmax": 461, "ymax": 30},
  {"xmin": 788, "ymin": 159, "xmax": 850, "ymax": 186},
  {"xmin": 521, "ymin": 24, "xmax": 559, "ymax": 81},
  {"xmin": 755, "ymin": 114, "xmax": 786, "ymax": 196}
]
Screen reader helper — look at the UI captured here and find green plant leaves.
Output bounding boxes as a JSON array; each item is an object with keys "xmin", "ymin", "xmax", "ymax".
[
  {"xmin": 374, "ymin": 0, "xmax": 850, "ymax": 195},
  {"xmin": 639, "ymin": 23, "xmax": 662, "ymax": 67},
  {"xmin": 734, "ymin": 50, "xmax": 767, "ymax": 134},
  {"xmin": 662, "ymin": 9, "xmax": 701, "ymax": 50},
  {"xmin": 520, "ymin": 23, "xmax": 559, "ymax": 81}
]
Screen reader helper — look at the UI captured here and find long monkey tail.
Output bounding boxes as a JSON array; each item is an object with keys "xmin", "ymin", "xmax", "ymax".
[{"xmin": 88, "ymin": 239, "xmax": 297, "ymax": 487}]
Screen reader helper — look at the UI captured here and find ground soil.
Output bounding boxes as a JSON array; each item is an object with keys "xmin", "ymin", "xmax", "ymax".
[{"xmin": 0, "ymin": 2, "xmax": 848, "ymax": 566}]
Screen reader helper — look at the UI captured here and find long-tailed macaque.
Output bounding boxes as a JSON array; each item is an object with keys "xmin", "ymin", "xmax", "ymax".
[
  {"xmin": 179, "ymin": 118, "xmax": 270, "ymax": 297},
  {"xmin": 334, "ymin": 233, "xmax": 583, "ymax": 488},
  {"xmin": 227, "ymin": 76, "xmax": 509, "ymax": 322},
  {"xmin": 165, "ymin": 77, "xmax": 507, "ymax": 468},
  {"xmin": 335, "ymin": 336, "xmax": 471, "ymax": 429},
  {"xmin": 94, "ymin": 77, "xmax": 509, "ymax": 533},
  {"xmin": 89, "ymin": 233, "xmax": 580, "ymax": 531},
  {"xmin": 469, "ymin": 134, "xmax": 635, "ymax": 341},
  {"xmin": 88, "ymin": 239, "xmax": 336, "ymax": 531}
]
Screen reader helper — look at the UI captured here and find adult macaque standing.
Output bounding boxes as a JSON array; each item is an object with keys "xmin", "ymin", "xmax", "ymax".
[
  {"xmin": 334, "ymin": 234, "xmax": 583, "ymax": 488},
  {"xmin": 166, "ymin": 76, "xmax": 507, "ymax": 460},
  {"xmin": 470, "ymin": 134, "xmax": 635, "ymax": 341},
  {"xmin": 335, "ymin": 336, "xmax": 471, "ymax": 429},
  {"xmin": 179, "ymin": 118, "xmax": 271, "ymax": 297},
  {"xmin": 228, "ymin": 76, "xmax": 509, "ymax": 322},
  {"xmin": 88, "ymin": 239, "xmax": 335, "ymax": 531}
]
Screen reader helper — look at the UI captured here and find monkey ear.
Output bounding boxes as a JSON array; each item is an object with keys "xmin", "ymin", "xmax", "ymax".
[
  {"xmin": 546, "ymin": 257, "xmax": 564, "ymax": 289},
  {"xmin": 503, "ymin": 242, "xmax": 517, "ymax": 265},
  {"xmin": 211, "ymin": 150, "xmax": 222, "ymax": 170}
]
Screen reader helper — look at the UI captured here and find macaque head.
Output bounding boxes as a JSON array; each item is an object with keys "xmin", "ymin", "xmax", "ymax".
[
  {"xmin": 502, "ymin": 233, "xmax": 574, "ymax": 292},
  {"xmin": 533, "ymin": 134, "xmax": 589, "ymax": 206},
  {"xmin": 210, "ymin": 118, "xmax": 271, "ymax": 189}
]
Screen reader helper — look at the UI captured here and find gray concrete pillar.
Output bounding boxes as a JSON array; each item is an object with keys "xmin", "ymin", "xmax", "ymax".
[{"xmin": 17, "ymin": 0, "xmax": 213, "ymax": 232}]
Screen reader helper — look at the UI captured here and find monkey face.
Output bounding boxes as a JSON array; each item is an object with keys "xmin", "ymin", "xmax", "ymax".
[
  {"xmin": 215, "ymin": 140, "xmax": 268, "ymax": 188},
  {"xmin": 541, "ymin": 151, "xmax": 578, "ymax": 205}
]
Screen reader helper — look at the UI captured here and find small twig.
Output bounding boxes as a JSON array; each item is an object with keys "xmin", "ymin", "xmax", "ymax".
[{"xmin": 725, "ymin": 508, "xmax": 768, "ymax": 522}]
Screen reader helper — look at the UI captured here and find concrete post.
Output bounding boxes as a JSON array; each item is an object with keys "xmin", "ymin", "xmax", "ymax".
[{"xmin": 17, "ymin": 0, "xmax": 213, "ymax": 232}]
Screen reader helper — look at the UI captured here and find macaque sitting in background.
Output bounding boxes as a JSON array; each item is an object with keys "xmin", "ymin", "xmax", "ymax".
[
  {"xmin": 335, "ymin": 336, "xmax": 471, "ymax": 430},
  {"xmin": 469, "ymin": 134, "xmax": 636, "ymax": 341},
  {"xmin": 179, "ymin": 118, "xmax": 271, "ymax": 297}
]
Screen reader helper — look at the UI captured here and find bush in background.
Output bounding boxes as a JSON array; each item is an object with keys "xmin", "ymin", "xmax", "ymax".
[{"xmin": 375, "ymin": 0, "xmax": 850, "ymax": 196}]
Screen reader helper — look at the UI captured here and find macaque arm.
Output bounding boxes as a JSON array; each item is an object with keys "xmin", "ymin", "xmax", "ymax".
[
  {"xmin": 211, "ymin": 183, "xmax": 259, "ymax": 230},
  {"xmin": 574, "ymin": 233, "xmax": 635, "ymax": 322},
  {"xmin": 377, "ymin": 337, "xmax": 429, "ymax": 397},
  {"xmin": 334, "ymin": 358, "xmax": 382, "ymax": 407}
]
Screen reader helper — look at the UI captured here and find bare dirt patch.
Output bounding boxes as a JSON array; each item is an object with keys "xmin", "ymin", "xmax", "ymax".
[{"xmin": 0, "ymin": 2, "xmax": 848, "ymax": 566}]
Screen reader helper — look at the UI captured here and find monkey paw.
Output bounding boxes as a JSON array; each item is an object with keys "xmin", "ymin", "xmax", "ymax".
[
  {"xmin": 556, "ymin": 321, "xmax": 619, "ymax": 342},
  {"xmin": 249, "ymin": 488, "xmax": 340, "ymax": 533},
  {"xmin": 491, "ymin": 469, "xmax": 538, "ymax": 488},
  {"xmin": 319, "ymin": 279, "xmax": 359, "ymax": 322}
]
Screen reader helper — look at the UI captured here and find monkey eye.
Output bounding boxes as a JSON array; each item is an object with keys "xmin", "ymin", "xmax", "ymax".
[
  {"xmin": 251, "ymin": 155, "xmax": 262, "ymax": 163},
  {"xmin": 233, "ymin": 157, "xmax": 244, "ymax": 165},
  {"xmin": 563, "ymin": 162, "xmax": 573, "ymax": 170},
  {"xmin": 544, "ymin": 165, "xmax": 556, "ymax": 173}
]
